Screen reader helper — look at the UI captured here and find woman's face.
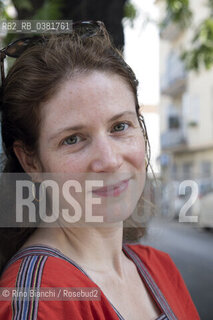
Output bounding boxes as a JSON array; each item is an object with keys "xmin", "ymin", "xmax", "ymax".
[{"xmin": 35, "ymin": 71, "xmax": 146, "ymax": 224}]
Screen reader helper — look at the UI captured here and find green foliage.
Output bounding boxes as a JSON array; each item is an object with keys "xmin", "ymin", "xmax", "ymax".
[
  {"xmin": 161, "ymin": 0, "xmax": 192, "ymax": 29},
  {"xmin": 1, "ymin": 0, "xmax": 64, "ymax": 45},
  {"xmin": 33, "ymin": 0, "xmax": 63, "ymax": 20},
  {"xmin": 161, "ymin": 0, "xmax": 213, "ymax": 71},
  {"xmin": 181, "ymin": 18, "xmax": 213, "ymax": 71},
  {"xmin": 12, "ymin": 0, "xmax": 63, "ymax": 19},
  {"xmin": 13, "ymin": 0, "xmax": 33, "ymax": 11},
  {"xmin": 0, "ymin": 0, "xmax": 11, "ymax": 20},
  {"xmin": 123, "ymin": 1, "xmax": 137, "ymax": 27}
]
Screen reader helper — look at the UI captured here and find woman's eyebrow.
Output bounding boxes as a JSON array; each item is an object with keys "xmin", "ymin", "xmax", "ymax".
[
  {"xmin": 109, "ymin": 111, "xmax": 136, "ymax": 122},
  {"xmin": 48, "ymin": 111, "xmax": 136, "ymax": 141}
]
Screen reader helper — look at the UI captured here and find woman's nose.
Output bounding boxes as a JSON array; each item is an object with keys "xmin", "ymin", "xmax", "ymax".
[{"xmin": 89, "ymin": 136, "xmax": 123, "ymax": 173}]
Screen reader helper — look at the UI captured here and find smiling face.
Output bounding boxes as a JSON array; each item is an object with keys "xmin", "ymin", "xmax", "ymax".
[{"xmin": 25, "ymin": 71, "xmax": 146, "ymax": 223}]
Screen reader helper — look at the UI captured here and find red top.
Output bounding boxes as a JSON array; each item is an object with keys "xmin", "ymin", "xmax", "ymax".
[{"xmin": 0, "ymin": 244, "xmax": 200, "ymax": 320}]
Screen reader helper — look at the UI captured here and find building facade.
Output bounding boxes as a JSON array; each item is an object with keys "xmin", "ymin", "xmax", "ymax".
[{"xmin": 157, "ymin": 0, "xmax": 213, "ymax": 184}]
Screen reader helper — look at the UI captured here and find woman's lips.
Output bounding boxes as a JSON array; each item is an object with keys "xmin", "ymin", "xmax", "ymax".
[{"xmin": 92, "ymin": 179, "xmax": 130, "ymax": 197}]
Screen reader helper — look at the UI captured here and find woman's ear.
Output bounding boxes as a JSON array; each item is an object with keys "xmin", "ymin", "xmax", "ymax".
[{"xmin": 13, "ymin": 141, "xmax": 42, "ymax": 181}]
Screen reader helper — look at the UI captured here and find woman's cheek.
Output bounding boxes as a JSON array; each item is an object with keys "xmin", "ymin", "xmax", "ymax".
[{"xmin": 126, "ymin": 135, "xmax": 146, "ymax": 168}]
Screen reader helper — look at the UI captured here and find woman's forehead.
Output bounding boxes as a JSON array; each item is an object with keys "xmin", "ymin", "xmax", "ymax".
[{"xmin": 40, "ymin": 71, "xmax": 136, "ymax": 125}]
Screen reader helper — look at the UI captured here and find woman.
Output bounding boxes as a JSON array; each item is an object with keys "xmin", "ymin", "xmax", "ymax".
[{"xmin": 0, "ymin": 22, "xmax": 199, "ymax": 319}]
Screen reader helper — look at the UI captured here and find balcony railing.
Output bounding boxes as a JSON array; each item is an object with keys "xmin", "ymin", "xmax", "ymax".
[
  {"xmin": 161, "ymin": 128, "xmax": 187, "ymax": 150},
  {"xmin": 161, "ymin": 56, "xmax": 187, "ymax": 97}
]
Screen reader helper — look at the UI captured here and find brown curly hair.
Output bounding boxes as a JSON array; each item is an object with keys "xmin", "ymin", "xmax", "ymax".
[{"xmin": 0, "ymin": 24, "xmax": 151, "ymax": 275}]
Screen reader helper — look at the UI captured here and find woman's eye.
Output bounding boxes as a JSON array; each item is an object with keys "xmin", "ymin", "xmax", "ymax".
[
  {"xmin": 62, "ymin": 135, "xmax": 81, "ymax": 145},
  {"xmin": 112, "ymin": 122, "xmax": 129, "ymax": 132}
]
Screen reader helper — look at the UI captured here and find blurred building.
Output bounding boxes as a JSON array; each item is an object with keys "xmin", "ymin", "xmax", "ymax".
[
  {"xmin": 140, "ymin": 105, "xmax": 160, "ymax": 175},
  {"xmin": 156, "ymin": 0, "xmax": 213, "ymax": 183}
]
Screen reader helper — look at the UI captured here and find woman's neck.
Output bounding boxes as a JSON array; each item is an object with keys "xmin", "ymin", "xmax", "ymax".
[{"xmin": 22, "ymin": 222, "xmax": 129, "ymax": 279}]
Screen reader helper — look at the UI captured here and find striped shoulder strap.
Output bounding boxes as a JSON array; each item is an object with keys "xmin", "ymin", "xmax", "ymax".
[
  {"xmin": 123, "ymin": 244, "xmax": 176, "ymax": 320},
  {"xmin": 6, "ymin": 245, "xmax": 172, "ymax": 320},
  {"xmin": 11, "ymin": 253, "xmax": 48, "ymax": 320}
]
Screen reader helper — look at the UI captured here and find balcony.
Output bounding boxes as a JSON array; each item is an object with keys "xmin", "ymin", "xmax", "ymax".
[
  {"xmin": 161, "ymin": 128, "xmax": 187, "ymax": 150},
  {"xmin": 161, "ymin": 55, "xmax": 187, "ymax": 97}
]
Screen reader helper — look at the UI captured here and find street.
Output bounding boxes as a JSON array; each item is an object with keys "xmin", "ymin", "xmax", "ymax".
[{"xmin": 140, "ymin": 218, "xmax": 213, "ymax": 320}]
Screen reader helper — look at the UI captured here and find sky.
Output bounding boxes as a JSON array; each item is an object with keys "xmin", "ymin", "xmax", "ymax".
[
  {"xmin": 123, "ymin": 0, "xmax": 160, "ymax": 173},
  {"xmin": 124, "ymin": 0, "xmax": 159, "ymax": 106}
]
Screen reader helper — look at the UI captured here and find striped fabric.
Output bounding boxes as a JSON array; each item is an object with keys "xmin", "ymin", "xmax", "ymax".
[
  {"xmin": 123, "ymin": 244, "xmax": 175, "ymax": 320},
  {"xmin": 5, "ymin": 244, "xmax": 173, "ymax": 320},
  {"xmin": 11, "ymin": 255, "xmax": 48, "ymax": 320},
  {"xmin": 156, "ymin": 314, "xmax": 168, "ymax": 320}
]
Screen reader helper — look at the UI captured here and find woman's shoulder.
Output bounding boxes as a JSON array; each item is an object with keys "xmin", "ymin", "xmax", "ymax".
[
  {"xmin": 0, "ymin": 247, "xmax": 100, "ymax": 320},
  {"xmin": 125, "ymin": 243, "xmax": 200, "ymax": 320},
  {"xmin": 0, "ymin": 246, "xmax": 93, "ymax": 288},
  {"xmin": 0, "ymin": 246, "xmax": 117, "ymax": 320},
  {"xmin": 125, "ymin": 243, "xmax": 183, "ymax": 284},
  {"xmin": 125, "ymin": 243, "xmax": 173, "ymax": 267}
]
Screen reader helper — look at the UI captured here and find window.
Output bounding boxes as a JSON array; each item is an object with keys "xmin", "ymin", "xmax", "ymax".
[
  {"xmin": 171, "ymin": 163, "xmax": 178, "ymax": 179},
  {"xmin": 168, "ymin": 115, "xmax": 180, "ymax": 129},
  {"xmin": 200, "ymin": 161, "xmax": 211, "ymax": 178},
  {"xmin": 182, "ymin": 162, "xmax": 193, "ymax": 180}
]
